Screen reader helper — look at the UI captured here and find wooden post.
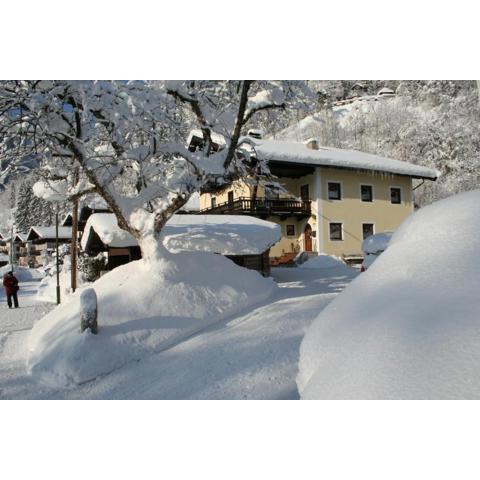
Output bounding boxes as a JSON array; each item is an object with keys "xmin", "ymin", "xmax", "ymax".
[
  {"xmin": 71, "ymin": 197, "xmax": 78, "ymax": 292},
  {"xmin": 55, "ymin": 206, "xmax": 61, "ymax": 304},
  {"xmin": 80, "ymin": 288, "xmax": 98, "ymax": 334}
]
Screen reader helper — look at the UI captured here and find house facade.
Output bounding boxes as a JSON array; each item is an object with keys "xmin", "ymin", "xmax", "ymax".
[
  {"xmin": 20, "ymin": 226, "xmax": 72, "ymax": 267},
  {"xmin": 198, "ymin": 137, "xmax": 438, "ymax": 261}
]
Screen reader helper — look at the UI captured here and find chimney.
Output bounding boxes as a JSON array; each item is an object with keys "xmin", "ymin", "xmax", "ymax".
[{"xmin": 306, "ymin": 138, "xmax": 319, "ymax": 150}]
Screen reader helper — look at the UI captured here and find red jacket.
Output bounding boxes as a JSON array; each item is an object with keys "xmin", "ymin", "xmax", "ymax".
[{"xmin": 3, "ymin": 274, "xmax": 18, "ymax": 295}]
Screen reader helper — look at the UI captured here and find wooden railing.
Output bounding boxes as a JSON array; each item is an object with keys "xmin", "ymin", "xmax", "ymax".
[{"xmin": 200, "ymin": 197, "xmax": 311, "ymax": 217}]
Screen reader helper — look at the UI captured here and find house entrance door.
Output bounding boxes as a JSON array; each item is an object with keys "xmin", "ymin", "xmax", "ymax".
[{"xmin": 304, "ymin": 224, "xmax": 313, "ymax": 252}]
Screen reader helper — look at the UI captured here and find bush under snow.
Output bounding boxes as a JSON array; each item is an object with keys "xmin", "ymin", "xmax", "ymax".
[
  {"xmin": 27, "ymin": 252, "xmax": 277, "ymax": 387},
  {"xmin": 297, "ymin": 190, "xmax": 480, "ymax": 399}
]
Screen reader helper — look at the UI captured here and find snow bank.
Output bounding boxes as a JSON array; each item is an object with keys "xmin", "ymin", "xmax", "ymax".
[
  {"xmin": 361, "ymin": 232, "xmax": 393, "ymax": 254},
  {"xmin": 36, "ymin": 256, "xmax": 88, "ymax": 303},
  {"xmin": 297, "ymin": 190, "xmax": 480, "ymax": 399},
  {"xmin": 299, "ymin": 254, "xmax": 346, "ymax": 269},
  {"xmin": 0, "ymin": 265, "xmax": 42, "ymax": 282},
  {"xmin": 27, "ymin": 251, "xmax": 278, "ymax": 387}
]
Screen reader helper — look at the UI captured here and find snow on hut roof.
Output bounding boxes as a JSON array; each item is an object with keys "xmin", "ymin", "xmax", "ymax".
[
  {"xmin": 81, "ymin": 213, "xmax": 281, "ymax": 255},
  {"xmin": 182, "ymin": 192, "xmax": 200, "ymax": 212},
  {"xmin": 247, "ymin": 138, "xmax": 439, "ymax": 180},
  {"xmin": 27, "ymin": 226, "xmax": 72, "ymax": 241},
  {"xmin": 164, "ymin": 214, "xmax": 281, "ymax": 255},
  {"xmin": 80, "ymin": 214, "xmax": 137, "ymax": 250}
]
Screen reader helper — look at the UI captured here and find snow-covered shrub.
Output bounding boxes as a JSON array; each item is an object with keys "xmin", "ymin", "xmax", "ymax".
[{"xmin": 79, "ymin": 254, "xmax": 107, "ymax": 282}]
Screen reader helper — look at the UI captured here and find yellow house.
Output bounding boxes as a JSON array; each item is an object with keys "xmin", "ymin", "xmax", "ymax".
[{"xmin": 198, "ymin": 136, "xmax": 438, "ymax": 262}]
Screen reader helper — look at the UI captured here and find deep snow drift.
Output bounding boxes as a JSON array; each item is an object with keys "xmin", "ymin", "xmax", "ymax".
[
  {"xmin": 27, "ymin": 252, "xmax": 278, "ymax": 387},
  {"xmin": 298, "ymin": 190, "xmax": 480, "ymax": 399}
]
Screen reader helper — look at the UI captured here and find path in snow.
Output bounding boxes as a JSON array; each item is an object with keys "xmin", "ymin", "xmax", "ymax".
[
  {"xmin": 0, "ymin": 268, "xmax": 55, "ymax": 399},
  {"xmin": 64, "ymin": 266, "xmax": 358, "ymax": 400},
  {"xmin": 0, "ymin": 265, "xmax": 358, "ymax": 399}
]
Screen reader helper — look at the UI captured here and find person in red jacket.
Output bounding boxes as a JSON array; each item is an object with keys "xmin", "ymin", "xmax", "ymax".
[{"xmin": 3, "ymin": 271, "xmax": 19, "ymax": 309}]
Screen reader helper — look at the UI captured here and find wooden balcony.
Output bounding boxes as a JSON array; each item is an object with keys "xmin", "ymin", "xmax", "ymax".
[{"xmin": 199, "ymin": 197, "xmax": 311, "ymax": 218}]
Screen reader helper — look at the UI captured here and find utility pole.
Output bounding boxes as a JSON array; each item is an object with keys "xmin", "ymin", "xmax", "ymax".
[
  {"xmin": 55, "ymin": 204, "xmax": 61, "ymax": 305},
  {"xmin": 9, "ymin": 225, "xmax": 14, "ymax": 271},
  {"xmin": 71, "ymin": 167, "xmax": 79, "ymax": 293}
]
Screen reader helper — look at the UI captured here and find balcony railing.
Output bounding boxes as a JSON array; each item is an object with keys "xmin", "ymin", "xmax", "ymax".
[{"xmin": 199, "ymin": 197, "xmax": 311, "ymax": 217}]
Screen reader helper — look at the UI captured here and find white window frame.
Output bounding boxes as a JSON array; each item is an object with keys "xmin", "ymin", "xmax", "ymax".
[
  {"xmin": 328, "ymin": 221, "xmax": 344, "ymax": 242},
  {"xmin": 359, "ymin": 183, "xmax": 374, "ymax": 203},
  {"xmin": 390, "ymin": 186, "xmax": 403, "ymax": 205},
  {"xmin": 361, "ymin": 222, "xmax": 376, "ymax": 240},
  {"xmin": 326, "ymin": 180, "xmax": 343, "ymax": 201}
]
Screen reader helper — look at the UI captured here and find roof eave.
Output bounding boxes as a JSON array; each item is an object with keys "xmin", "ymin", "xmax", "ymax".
[{"xmin": 266, "ymin": 159, "xmax": 438, "ymax": 181}]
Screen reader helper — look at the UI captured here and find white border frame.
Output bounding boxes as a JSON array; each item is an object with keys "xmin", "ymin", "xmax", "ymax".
[
  {"xmin": 328, "ymin": 221, "xmax": 344, "ymax": 242},
  {"xmin": 359, "ymin": 183, "xmax": 375, "ymax": 203},
  {"xmin": 326, "ymin": 180, "xmax": 343, "ymax": 202},
  {"xmin": 389, "ymin": 185, "xmax": 403, "ymax": 205}
]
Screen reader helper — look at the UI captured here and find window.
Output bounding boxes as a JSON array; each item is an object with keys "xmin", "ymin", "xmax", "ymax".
[
  {"xmin": 286, "ymin": 225, "xmax": 295, "ymax": 236},
  {"xmin": 362, "ymin": 223, "xmax": 375, "ymax": 240},
  {"xmin": 328, "ymin": 182, "xmax": 342, "ymax": 200},
  {"xmin": 211, "ymin": 197, "xmax": 217, "ymax": 208},
  {"xmin": 300, "ymin": 184, "xmax": 309, "ymax": 202},
  {"xmin": 329, "ymin": 222, "xmax": 343, "ymax": 241},
  {"xmin": 390, "ymin": 187, "xmax": 402, "ymax": 204},
  {"xmin": 361, "ymin": 185, "xmax": 373, "ymax": 202},
  {"xmin": 227, "ymin": 191, "xmax": 234, "ymax": 205}
]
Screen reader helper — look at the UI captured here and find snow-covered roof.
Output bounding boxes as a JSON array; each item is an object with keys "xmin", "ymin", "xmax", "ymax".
[
  {"xmin": 377, "ymin": 87, "xmax": 395, "ymax": 95},
  {"xmin": 81, "ymin": 214, "xmax": 137, "ymax": 249},
  {"xmin": 186, "ymin": 129, "xmax": 227, "ymax": 147},
  {"xmin": 247, "ymin": 138, "xmax": 439, "ymax": 180},
  {"xmin": 14, "ymin": 233, "xmax": 27, "ymax": 242},
  {"xmin": 27, "ymin": 226, "xmax": 72, "ymax": 241},
  {"xmin": 81, "ymin": 213, "xmax": 281, "ymax": 255},
  {"xmin": 164, "ymin": 215, "xmax": 281, "ymax": 255}
]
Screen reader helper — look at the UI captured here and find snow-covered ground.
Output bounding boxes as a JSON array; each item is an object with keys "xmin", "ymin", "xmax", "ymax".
[{"xmin": 0, "ymin": 261, "xmax": 357, "ymax": 399}]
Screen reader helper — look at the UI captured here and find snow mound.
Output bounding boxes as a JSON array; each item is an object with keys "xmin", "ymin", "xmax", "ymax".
[
  {"xmin": 361, "ymin": 232, "xmax": 393, "ymax": 254},
  {"xmin": 297, "ymin": 190, "xmax": 480, "ymax": 399},
  {"xmin": 299, "ymin": 254, "xmax": 346, "ymax": 269},
  {"xmin": 36, "ymin": 256, "xmax": 88, "ymax": 303},
  {"xmin": 27, "ymin": 252, "xmax": 277, "ymax": 387},
  {"xmin": 0, "ymin": 265, "xmax": 43, "ymax": 282}
]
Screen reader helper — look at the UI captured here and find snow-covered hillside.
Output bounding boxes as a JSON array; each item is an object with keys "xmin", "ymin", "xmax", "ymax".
[{"xmin": 297, "ymin": 189, "xmax": 480, "ymax": 399}]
